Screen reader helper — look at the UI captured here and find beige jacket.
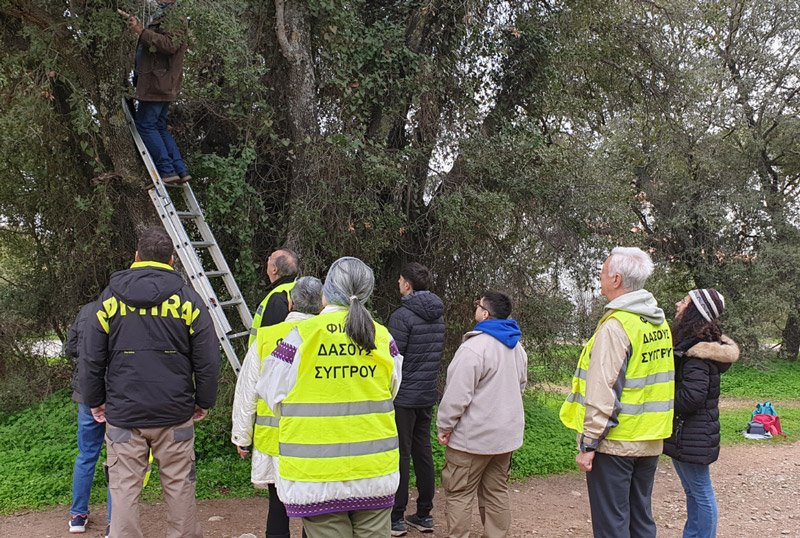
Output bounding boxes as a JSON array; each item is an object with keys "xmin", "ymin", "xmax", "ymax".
[
  {"xmin": 437, "ymin": 331, "xmax": 528, "ymax": 455},
  {"xmin": 579, "ymin": 290, "xmax": 669, "ymax": 457}
]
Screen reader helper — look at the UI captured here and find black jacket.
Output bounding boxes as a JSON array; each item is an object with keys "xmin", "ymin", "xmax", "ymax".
[
  {"xmin": 81, "ymin": 262, "xmax": 220, "ymax": 428},
  {"xmin": 259, "ymin": 274, "xmax": 294, "ymax": 327},
  {"xmin": 663, "ymin": 335, "xmax": 739, "ymax": 465},
  {"xmin": 388, "ymin": 291, "xmax": 445, "ymax": 408},
  {"xmin": 66, "ymin": 302, "xmax": 98, "ymax": 403}
]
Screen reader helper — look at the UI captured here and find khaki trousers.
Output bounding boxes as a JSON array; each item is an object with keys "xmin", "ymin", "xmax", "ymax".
[
  {"xmin": 302, "ymin": 508, "xmax": 390, "ymax": 538},
  {"xmin": 106, "ymin": 418, "xmax": 201, "ymax": 538},
  {"xmin": 442, "ymin": 447, "xmax": 513, "ymax": 538}
]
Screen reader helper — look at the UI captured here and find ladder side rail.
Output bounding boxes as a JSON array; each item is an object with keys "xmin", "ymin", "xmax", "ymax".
[
  {"xmin": 123, "ymin": 97, "xmax": 230, "ymax": 330},
  {"xmin": 180, "ymin": 186, "xmax": 254, "ymax": 329},
  {"xmin": 147, "ymin": 189, "xmax": 237, "ymax": 339},
  {"xmin": 124, "ymin": 98, "xmax": 243, "ymax": 373}
]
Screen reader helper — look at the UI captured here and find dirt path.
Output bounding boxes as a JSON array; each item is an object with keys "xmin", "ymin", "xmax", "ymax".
[{"xmin": 4, "ymin": 441, "xmax": 799, "ymax": 537}]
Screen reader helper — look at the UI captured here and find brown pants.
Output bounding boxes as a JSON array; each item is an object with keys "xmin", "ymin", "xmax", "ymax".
[
  {"xmin": 106, "ymin": 418, "xmax": 201, "ymax": 538},
  {"xmin": 302, "ymin": 509, "xmax": 390, "ymax": 538},
  {"xmin": 441, "ymin": 447, "xmax": 513, "ymax": 538}
]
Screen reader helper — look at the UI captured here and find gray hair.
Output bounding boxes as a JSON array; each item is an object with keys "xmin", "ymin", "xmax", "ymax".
[
  {"xmin": 323, "ymin": 257, "xmax": 376, "ymax": 350},
  {"xmin": 274, "ymin": 248, "xmax": 299, "ymax": 278},
  {"xmin": 607, "ymin": 247, "xmax": 654, "ymax": 291},
  {"xmin": 290, "ymin": 276, "xmax": 323, "ymax": 315}
]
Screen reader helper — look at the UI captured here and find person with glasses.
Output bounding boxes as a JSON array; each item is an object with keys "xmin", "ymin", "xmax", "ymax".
[{"xmin": 437, "ymin": 291, "xmax": 528, "ymax": 538}]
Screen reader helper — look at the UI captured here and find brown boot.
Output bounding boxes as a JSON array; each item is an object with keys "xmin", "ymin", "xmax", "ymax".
[
  {"xmin": 178, "ymin": 174, "xmax": 192, "ymax": 184},
  {"xmin": 162, "ymin": 175, "xmax": 181, "ymax": 184}
]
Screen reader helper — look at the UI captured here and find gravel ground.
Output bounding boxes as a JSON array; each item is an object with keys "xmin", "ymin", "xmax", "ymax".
[{"xmin": 3, "ymin": 441, "xmax": 798, "ymax": 537}]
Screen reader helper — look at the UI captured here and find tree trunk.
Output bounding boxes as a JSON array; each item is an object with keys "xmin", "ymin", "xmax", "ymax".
[
  {"xmin": 781, "ymin": 308, "xmax": 800, "ymax": 362},
  {"xmin": 274, "ymin": 0, "xmax": 319, "ymax": 251}
]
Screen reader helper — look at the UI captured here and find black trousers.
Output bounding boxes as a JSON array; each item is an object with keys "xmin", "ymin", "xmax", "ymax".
[
  {"xmin": 266, "ymin": 483, "xmax": 307, "ymax": 538},
  {"xmin": 585, "ymin": 453, "xmax": 659, "ymax": 538},
  {"xmin": 392, "ymin": 406, "xmax": 436, "ymax": 522}
]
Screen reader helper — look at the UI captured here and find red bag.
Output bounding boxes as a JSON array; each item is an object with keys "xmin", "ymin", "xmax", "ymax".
[{"xmin": 752, "ymin": 413, "xmax": 785, "ymax": 436}]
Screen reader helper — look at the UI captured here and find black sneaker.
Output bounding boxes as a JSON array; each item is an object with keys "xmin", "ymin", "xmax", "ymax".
[
  {"xmin": 406, "ymin": 514, "xmax": 434, "ymax": 533},
  {"xmin": 391, "ymin": 518, "xmax": 407, "ymax": 536}
]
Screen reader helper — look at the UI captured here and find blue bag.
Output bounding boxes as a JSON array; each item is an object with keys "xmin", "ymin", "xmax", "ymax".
[{"xmin": 752, "ymin": 401, "xmax": 777, "ymax": 418}]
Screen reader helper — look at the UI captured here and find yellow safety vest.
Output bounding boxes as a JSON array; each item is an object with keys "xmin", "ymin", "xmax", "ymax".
[
  {"xmin": 277, "ymin": 310, "xmax": 398, "ymax": 482},
  {"xmin": 253, "ymin": 319, "xmax": 305, "ymax": 456},
  {"xmin": 248, "ymin": 281, "xmax": 296, "ymax": 347},
  {"xmin": 560, "ymin": 310, "xmax": 674, "ymax": 441}
]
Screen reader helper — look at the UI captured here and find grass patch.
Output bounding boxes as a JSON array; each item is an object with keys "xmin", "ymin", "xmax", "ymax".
[
  {"xmin": 720, "ymin": 359, "xmax": 800, "ymax": 400},
  {"xmin": 1, "ymin": 389, "xmax": 580, "ymax": 514},
  {"xmin": 0, "ymin": 386, "xmax": 258, "ymax": 515},
  {"xmin": 3, "ymin": 378, "xmax": 795, "ymax": 515}
]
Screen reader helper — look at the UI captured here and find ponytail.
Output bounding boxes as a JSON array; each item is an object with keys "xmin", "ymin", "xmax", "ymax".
[{"xmin": 346, "ymin": 295, "xmax": 376, "ymax": 350}]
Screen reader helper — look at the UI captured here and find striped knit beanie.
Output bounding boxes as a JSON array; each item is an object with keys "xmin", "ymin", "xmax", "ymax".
[{"xmin": 688, "ymin": 288, "xmax": 725, "ymax": 322}]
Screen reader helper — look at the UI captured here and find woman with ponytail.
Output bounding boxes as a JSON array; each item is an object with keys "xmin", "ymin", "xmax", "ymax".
[{"xmin": 256, "ymin": 257, "xmax": 403, "ymax": 538}]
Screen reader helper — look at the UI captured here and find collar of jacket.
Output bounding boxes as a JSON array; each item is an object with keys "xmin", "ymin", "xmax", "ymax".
[
  {"xmin": 685, "ymin": 335, "xmax": 740, "ymax": 364},
  {"xmin": 130, "ymin": 260, "xmax": 174, "ymax": 271},
  {"xmin": 266, "ymin": 274, "xmax": 295, "ymax": 293}
]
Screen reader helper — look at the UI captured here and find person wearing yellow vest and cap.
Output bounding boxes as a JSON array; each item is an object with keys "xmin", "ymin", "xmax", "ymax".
[
  {"xmin": 232, "ymin": 277, "xmax": 323, "ymax": 538},
  {"xmin": 249, "ymin": 249, "xmax": 300, "ymax": 348},
  {"xmin": 256, "ymin": 257, "xmax": 403, "ymax": 538},
  {"xmin": 560, "ymin": 247, "xmax": 674, "ymax": 538}
]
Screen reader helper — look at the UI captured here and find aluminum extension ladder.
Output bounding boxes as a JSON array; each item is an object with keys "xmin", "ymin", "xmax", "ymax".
[{"xmin": 121, "ymin": 98, "xmax": 251, "ymax": 374}]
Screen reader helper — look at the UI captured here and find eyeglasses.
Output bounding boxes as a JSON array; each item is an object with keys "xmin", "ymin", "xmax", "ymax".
[{"xmin": 473, "ymin": 300, "xmax": 492, "ymax": 316}]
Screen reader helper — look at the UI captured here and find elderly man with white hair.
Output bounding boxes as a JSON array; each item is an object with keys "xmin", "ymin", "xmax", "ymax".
[{"xmin": 560, "ymin": 247, "xmax": 675, "ymax": 538}]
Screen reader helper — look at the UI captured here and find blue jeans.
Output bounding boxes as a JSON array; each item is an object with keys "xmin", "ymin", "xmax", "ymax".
[
  {"xmin": 134, "ymin": 100, "xmax": 187, "ymax": 177},
  {"xmin": 71, "ymin": 403, "xmax": 111, "ymax": 522},
  {"xmin": 672, "ymin": 459, "xmax": 717, "ymax": 538}
]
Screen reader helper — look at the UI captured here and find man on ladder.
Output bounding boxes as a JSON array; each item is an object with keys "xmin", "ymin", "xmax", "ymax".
[
  {"xmin": 248, "ymin": 249, "xmax": 300, "ymax": 347},
  {"xmin": 120, "ymin": 0, "xmax": 191, "ymax": 184}
]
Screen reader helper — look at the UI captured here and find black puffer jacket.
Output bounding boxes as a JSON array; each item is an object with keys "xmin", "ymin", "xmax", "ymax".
[
  {"xmin": 388, "ymin": 291, "xmax": 445, "ymax": 408},
  {"xmin": 81, "ymin": 263, "xmax": 220, "ymax": 428},
  {"xmin": 663, "ymin": 335, "xmax": 739, "ymax": 465}
]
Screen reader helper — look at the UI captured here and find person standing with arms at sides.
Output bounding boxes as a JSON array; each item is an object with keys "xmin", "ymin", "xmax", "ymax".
[
  {"xmin": 256, "ymin": 257, "xmax": 403, "ymax": 538},
  {"xmin": 388, "ymin": 262, "xmax": 444, "ymax": 536},
  {"xmin": 119, "ymin": 0, "xmax": 191, "ymax": 185},
  {"xmin": 249, "ymin": 249, "xmax": 300, "ymax": 348},
  {"xmin": 664, "ymin": 289, "xmax": 738, "ymax": 538},
  {"xmin": 232, "ymin": 277, "xmax": 323, "ymax": 538},
  {"xmin": 66, "ymin": 301, "xmax": 112, "ymax": 536},
  {"xmin": 437, "ymin": 290, "xmax": 528, "ymax": 538},
  {"xmin": 81, "ymin": 226, "xmax": 220, "ymax": 538},
  {"xmin": 560, "ymin": 247, "xmax": 674, "ymax": 538}
]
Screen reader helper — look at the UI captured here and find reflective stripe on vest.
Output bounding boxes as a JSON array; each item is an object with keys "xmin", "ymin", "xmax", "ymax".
[
  {"xmin": 280, "ymin": 436, "xmax": 399, "ymax": 458},
  {"xmin": 277, "ymin": 310, "xmax": 398, "ymax": 482},
  {"xmin": 248, "ymin": 281, "xmax": 296, "ymax": 347},
  {"xmin": 252, "ymin": 318, "xmax": 304, "ymax": 456},
  {"xmin": 559, "ymin": 310, "xmax": 674, "ymax": 441},
  {"xmin": 281, "ymin": 399, "xmax": 394, "ymax": 417}
]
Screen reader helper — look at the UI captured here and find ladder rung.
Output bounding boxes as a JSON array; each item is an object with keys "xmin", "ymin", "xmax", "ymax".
[
  {"xmin": 219, "ymin": 298, "xmax": 244, "ymax": 307},
  {"xmin": 205, "ymin": 271, "xmax": 228, "ymax": 278},
  {"xmin": 176, "ymin": 211, "xmax": 201, "ymax": 219},
  {"xmin": 227, "ymin": 330, "xmax": 250, "ymax": 340},
  {"xmin": 190, "ymin": 241, "xmax": 214, "ymax": 248}
]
